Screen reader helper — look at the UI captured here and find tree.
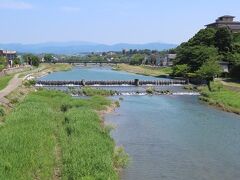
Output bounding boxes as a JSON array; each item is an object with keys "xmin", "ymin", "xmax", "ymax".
[
  {"xmin": 149, "ymin": 54, "xmax": 157, "ymax": 65},
  {"xmin": 23, "ymin": 54, "xmax": 40, "ymax": 67},
  {"xmin": 44, "ymin": 54, "xmax": 54, "ymax": 62},
  {"xmin": 13, "ymin": 57, "xmax": 21, "ymax": 65},
  {"xmin": 215, "ymin": 27, "xmax": 233, "ymax": 53},
  {"xmin": 31, "ymin": 56, "xmax": 40, "ymax": 67},
  {"xmin": 0, "ymin": 57, "xmax": 7, "ymax": 66},
  {"xmin": 197, "ymin": 59, "xmax": 221, "ymax": 91},
  {"xmin": 0, "ymin": 57, "xmax": 7, "ymax": 70},
  {"xmin": 176, "ymin": 45, "xmax": 218, "ymax": 71},
  {"xmin": 188, "ymin": 28, "xmax": 217, "ymax": 46},
  {"xmin": 172, "ymin": 64, "xmax": 189, "ymax": 77},
  {"xmin": 130, "ymin": 54, "xmax": 144, "ymax": 65}
]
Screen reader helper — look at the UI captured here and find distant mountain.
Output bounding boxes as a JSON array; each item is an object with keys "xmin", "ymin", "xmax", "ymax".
[{"xmin": 0, "ymin": 42, "xmax": 177, "ymax": 54}]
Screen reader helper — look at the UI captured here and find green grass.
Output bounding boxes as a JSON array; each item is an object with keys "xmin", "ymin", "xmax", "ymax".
[
  {"xmin": 0, "ymin": 89, "xmax": 124, "ymax": 179},
  {"xmin": 0, "ymin": 75, "xmax": 13, "ymax": 90},
  {"xmin": 69, "ymin": 87, "xmax": 116, "ymax": 96},
  {"xmin": 82, "ymin": 87, "xmax": 116, "ymax": 96},
  {"xmin": 115, "ymin": 64, "xmax": 172, "ymax": 77},
  {"xmin": 199, "ymin": 81, "xmax": 240, "ymax": 114}
]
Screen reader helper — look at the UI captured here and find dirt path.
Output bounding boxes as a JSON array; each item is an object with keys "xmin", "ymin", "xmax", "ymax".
[
  {"xmin": 220, "ymin": 80, "xmax": 240, "ymax": 92},
  {"xmin": 0, "ymin": 74, "xmax": 22, "ymax": 104}
]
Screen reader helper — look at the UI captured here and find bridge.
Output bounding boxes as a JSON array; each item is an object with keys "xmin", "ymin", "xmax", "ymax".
[
  {"xmin": 51, "ymin": 60, "xmax": 130, "ymax": 65},
  {"xmin": 36, "ymin": 79, "xmax": 188, "ymax": 86}
]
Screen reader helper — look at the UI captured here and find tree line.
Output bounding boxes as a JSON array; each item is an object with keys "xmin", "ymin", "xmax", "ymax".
[{"xmin": 172, "ymin": 27, "xmax": 240, "ymax": 89}]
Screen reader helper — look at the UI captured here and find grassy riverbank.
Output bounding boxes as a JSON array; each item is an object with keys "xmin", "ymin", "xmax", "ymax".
[
  {"xmin": 0, "ymin": 89, "xmax": 126, "ymax": 179},
  {"xmin": 19, "ymin": 63, "xmax": 72, "ymax": 78},
  {"xmin": 0, "ymin": 75, "xmax": 13, "ymax": 90},
  {"xmin": 199, "ymin": 81, "xmax": 240, "ymax": 114},
  {"xmin": 115, "ymin": 64, "xmax": 172, "ymax": 77}
]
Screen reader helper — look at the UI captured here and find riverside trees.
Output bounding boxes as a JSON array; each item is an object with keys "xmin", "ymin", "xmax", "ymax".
[
  {"xmin": 174, "ymin": 27, "xmax": 240, "ymax": 82},
  {"xmin": 23, "ymin": 54, "xmax": 40, "ymax": 67}
]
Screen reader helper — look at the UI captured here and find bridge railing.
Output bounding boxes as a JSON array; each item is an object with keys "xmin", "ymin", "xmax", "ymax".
[{"xmin": 50, "ymin": 61, "xmax": 130, "ymax": 64}]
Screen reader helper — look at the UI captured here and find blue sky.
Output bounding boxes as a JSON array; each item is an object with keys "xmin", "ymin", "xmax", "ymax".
[{"xmin": 1, "ymin": 0, "xmax": 240, "ymax": 44}]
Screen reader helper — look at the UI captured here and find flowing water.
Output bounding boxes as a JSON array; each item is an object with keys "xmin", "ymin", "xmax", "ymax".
[{"xmin": 41, "ymin": 66, "xmax": 240, "ymax": 180}]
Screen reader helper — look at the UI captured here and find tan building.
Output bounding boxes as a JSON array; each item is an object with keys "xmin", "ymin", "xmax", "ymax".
[{"xmin": 206, "ymin": 15, "xmax": 240, "ymax": 33}]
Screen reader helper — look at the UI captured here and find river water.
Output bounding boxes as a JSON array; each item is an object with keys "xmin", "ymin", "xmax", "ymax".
[{"xmin": 41, "ymin": 66, "xmax": 240, "ymax": 180}]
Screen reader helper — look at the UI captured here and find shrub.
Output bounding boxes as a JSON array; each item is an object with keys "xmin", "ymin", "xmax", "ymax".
[
  {"xmin": 24, "ymin": 80, "xmax": 36, "ymax": 87},
  {"xmin": 172, "ymin": 64, "xmax": 189, "ymax": 77},
  {"xmin": 0, "ymin": 107, "xmax": 5, "ymax": 117}
]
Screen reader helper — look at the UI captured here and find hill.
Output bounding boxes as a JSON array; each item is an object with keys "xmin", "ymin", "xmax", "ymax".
[{"xmin": 0, "ymin": 42, "xmax": 177, "ymax": 54}]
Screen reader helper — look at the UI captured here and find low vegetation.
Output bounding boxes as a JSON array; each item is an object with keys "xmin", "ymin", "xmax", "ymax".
[
  {"xmin": 115, "ymin": 64, "xmax": 172, "ymax": 77},
  {"xmin": 68, "ymin": 87, "xmax": 117, "ymax": 96},
  {"xmin": 0, "ymin": 75, "xmax": 13, "ymax": 90},
  {"xmin": 81, "ymin": 87, "xmax": 116, "ymax": 96},
  {"xmin": 199, "ymin": 81, "xmax": 240, "ymax": 114},
  {"xmin": 0, "ymin": 89, "xmax": 127, "ymax": 179}
]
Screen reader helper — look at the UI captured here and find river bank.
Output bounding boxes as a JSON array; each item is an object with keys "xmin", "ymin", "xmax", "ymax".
[
  {"xmin": 199, "ymin": 81, "xmax": 240, "ymax": 115},
  {"xmin": 114, "ymin": 64, "xmax": 172, "ymax": 77},
  {"xmin": 0, "ymin": 64, "xmax": 129, "ymax": 179},
  {"xmin": 0, "ymin": 89, "xmax": 127, "ymax": 179},
  {"xmin": 115, "ymin": 64, "xmax": 240, "ymax": 115}
]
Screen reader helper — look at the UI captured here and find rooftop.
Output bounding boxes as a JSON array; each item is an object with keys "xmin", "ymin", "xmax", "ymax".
[
  {"xmin": 219, "ymin": 15, "xmax": 235, "ymax": 18},
  {"xmin": 0, "ymin": 50, "xmax": 17, "ymax": 54}
]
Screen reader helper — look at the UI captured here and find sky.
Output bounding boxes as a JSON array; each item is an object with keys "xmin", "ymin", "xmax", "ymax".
[{"xmin": 1, "ymin": 0, "xmax": 240, "ymax": 45}]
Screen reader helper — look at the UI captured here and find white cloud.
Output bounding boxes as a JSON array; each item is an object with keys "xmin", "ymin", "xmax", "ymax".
[
  {"xmin": 0, "ymin": 1, "xmax": 33, "ymax": 10},
  {"xmin": 61, "ymin": 6, "xmax": 81, "ymax": 12}
]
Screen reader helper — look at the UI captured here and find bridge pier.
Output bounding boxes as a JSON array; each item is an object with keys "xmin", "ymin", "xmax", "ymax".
[
  {"xmin": 134, "ymin": 79, "xmax": 140, "ymax": 86},
  {"xmin": 81, "ymin": 79, "xmax": 86, "ymax": 86}
]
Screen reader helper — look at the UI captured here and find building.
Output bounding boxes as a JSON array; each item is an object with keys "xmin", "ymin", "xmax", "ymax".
[
  {"xmin": 155, "ymin": 54, "xmax": 176, "ymax": 66},
  {"xmin": 206, "ymin": 15, "xmax": 240, "ymax": 33},
  {"xmin": 219, "ymin": 61, "xmax": 229, "ymax": 73},
  {"xmin": 0, "ymin": 50, "xmax": 17, "ymax": 67}
]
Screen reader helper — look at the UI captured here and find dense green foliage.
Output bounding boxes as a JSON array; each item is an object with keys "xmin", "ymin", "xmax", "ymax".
[
  {"xmin": 176, "ymin": 45, "xmax": 218, "ymax": 71},
  {"xmin": 197, "ymin": 59, "xmax": 221, "ymax": 80},
  {"xmin": 0, "ymin": 57, "xmax": 7, "ymax": 70},
  {"xmin": 175, "ymin": 27, "xmax": 240, "ymax": 79},
  {"xmin": 13, "ymin": 57, "xmax": 21, "ymax": 65},
  {"xmin": 130, "ymin": 54, "xmax": 145, "ymax": 65},
  {"xmin": 0, "ymin": 75, "xmax": 13, "ymax": 90},
  {"xmin": 215, "ymin": 28, "xmax": 233, "ymax": 52},
  {"xmin": 197, "ymin": 59, "xmax": 221, "ymax": 90},
  {"xmin": 172, "ymin": 64, "xmax": 189, "ymax": 77},
  {"xmin": 23, "ymin": 54, "xmax": 40, "ymax": 67},
  {"xmin": 0, "ymin": 90, "xmax": 122, "ymax": 179},
  {"xmin": 44, "ymin": 54, "xmax": 54, "ymax": 62}
]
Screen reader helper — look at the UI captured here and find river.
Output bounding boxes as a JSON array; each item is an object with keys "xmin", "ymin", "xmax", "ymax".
[{"xmin": 41, "ymin": 66, "xmax": 240, "ymax": 180}]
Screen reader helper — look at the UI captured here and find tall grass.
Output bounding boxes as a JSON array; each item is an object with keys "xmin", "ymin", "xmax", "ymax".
[
  {"xmin": 0, "ymin": 75, "xmax": 13, "ymax": 90},
  {"xmin": 0, "ymin": 89, "xmax": 122, "ymax": 179},
  {"xmin": 60, "ymin": 108, "xmax": 118, "ymax": 179}
]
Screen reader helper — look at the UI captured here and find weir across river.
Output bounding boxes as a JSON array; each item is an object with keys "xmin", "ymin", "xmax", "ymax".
[{"xmin": 36, "ymin": 79, "xmax": 188, "ymax": 86}]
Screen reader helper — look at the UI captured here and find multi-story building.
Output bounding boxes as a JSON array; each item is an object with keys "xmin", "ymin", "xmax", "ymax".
[
  {"xmin": 206, "ymin": 15, "xmax": 240, "ymax": 33},
  {"xmin": 0, "ymin": 50, "xmax": 17, "ymax": 67}
]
